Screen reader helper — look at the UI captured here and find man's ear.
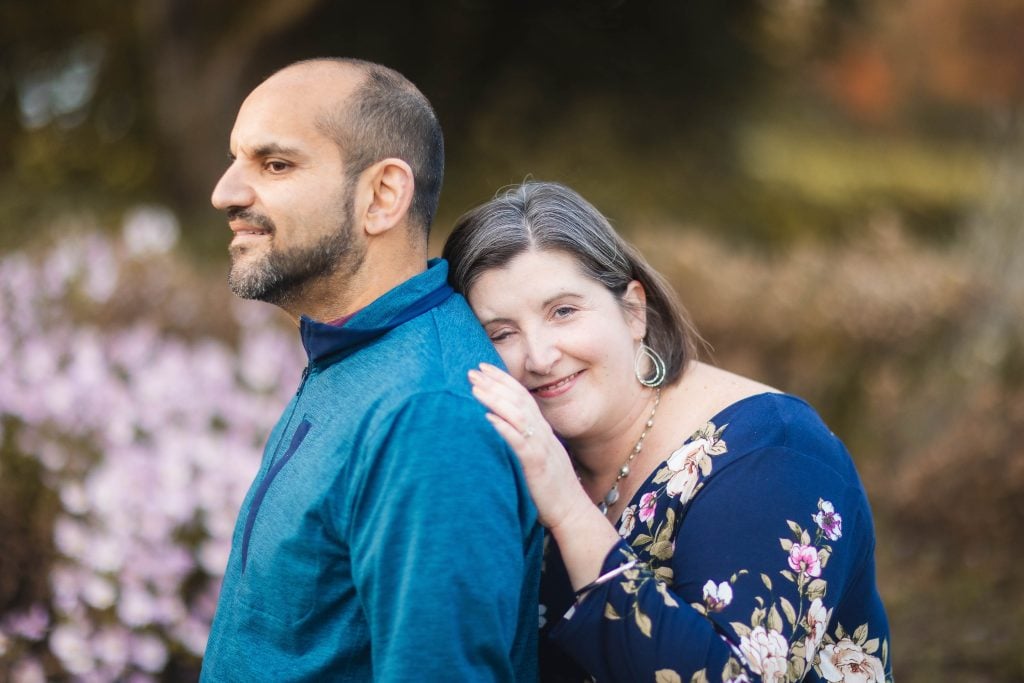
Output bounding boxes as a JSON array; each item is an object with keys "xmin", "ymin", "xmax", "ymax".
[
  {"xmin": 623, "ymin": 280, "xmax": 648, "ymax": 340},
  {"xmin": 362, "ymin": 158, "xmax": 415, "ymax": 236}
]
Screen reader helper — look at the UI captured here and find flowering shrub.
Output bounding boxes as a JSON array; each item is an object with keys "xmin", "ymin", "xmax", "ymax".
[{"xmin": 0, "ymin": 208, "xmax": 304, "ymax": 681}]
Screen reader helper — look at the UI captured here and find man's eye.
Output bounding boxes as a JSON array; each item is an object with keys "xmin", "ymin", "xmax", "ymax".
[{"xmin": 265, "ymin": 160, "xmax": 290, "ymax": 173}]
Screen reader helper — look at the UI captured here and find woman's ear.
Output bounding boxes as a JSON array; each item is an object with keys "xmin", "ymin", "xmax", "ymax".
[
  {"xmin": 622, "ymin": 280, "xmax": 648, "ymax": 340},
  {"xmin": 361, "ymin": 158, "xmax": 415, "ymax": 236}
]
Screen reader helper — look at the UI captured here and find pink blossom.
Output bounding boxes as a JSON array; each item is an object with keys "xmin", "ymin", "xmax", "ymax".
[
  {"xmin": 3, "ymin": 605, "xmax": 50, "ymax": 641},
  {"xmin": 788, "ymin": 543, "xmax": 822, "ymax": 577},
  {"xmin": 11, "ymin": 657, "xmax": 46, "ymax": 683},
  {"xmin": 122, "ymin": 205, "xmax": 180, "ymax": 256},
  {"xmin": 638, "ymin": 492, "xmax": 658, "ymax": 522},
  {"xmin": 0, "ymin": 228, "xmax": 305, "ymax": 678}
]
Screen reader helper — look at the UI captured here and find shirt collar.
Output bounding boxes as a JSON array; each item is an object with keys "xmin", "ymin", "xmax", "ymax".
[{"xmin": 298, "ymin": 258, "xmax": 454, "ymax": 365}]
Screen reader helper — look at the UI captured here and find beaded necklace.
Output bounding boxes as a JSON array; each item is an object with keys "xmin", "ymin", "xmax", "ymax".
[{"xmin": 593, "ymin": 388, "xmax": 662, "ymax": 515}]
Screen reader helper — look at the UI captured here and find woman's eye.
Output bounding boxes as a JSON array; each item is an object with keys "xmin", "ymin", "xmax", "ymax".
[
  {"xmin": 552, "ymin": 306, "xmax": 576, "ymax": 319},
  {"xmin": 489, "ymin": 329, "xmax": 514, "ymax": 343}
]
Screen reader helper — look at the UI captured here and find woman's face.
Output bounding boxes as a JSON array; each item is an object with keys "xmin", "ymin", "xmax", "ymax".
[{"xmin": 467, "ymin": 249, "xmax": 647, "ymax": 442}]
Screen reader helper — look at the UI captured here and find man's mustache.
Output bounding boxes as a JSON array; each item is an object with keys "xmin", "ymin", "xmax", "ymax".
[{"xmin": 227, "ymin": 207, "xmax": 276, "ymax": 233}]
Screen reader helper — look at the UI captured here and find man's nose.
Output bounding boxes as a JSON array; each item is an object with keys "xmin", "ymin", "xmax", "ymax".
[{"xmin": 211, "ymin": 163, "xmax": 255, "ymax": 211}]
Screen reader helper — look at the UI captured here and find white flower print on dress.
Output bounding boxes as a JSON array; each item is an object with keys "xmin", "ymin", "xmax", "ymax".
[
  {"xmin": 618, "ymin": 505, "xmax": 637, "ymax": 538},
  {"xmin": 819, "ymin": 637, "xmax": 886, "ymax": 682},
  {"xmin": 738, "ymin": 626, "xmax": 789, "ymax": 682},
  {"xmin": 653, "ymin": 422, "xmax": 727, "ymax": 503},
  {"xmin": 663, "ymin": 439, "xmax": 712, "ymax": 502},
  {"xmin": 702, "ymin": 579, "xmax": 733, "ymax": 612},
  {"xmin": 804, "ymin": 598, "xmax": 832, "ymax": 663},
  {"xmin": 813, "ymin": 499, "xmax": 843, "ymax": 541}
]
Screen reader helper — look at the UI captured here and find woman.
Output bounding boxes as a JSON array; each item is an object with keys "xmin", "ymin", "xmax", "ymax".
[{"xmin": 443, "ymin": 181, "xmax": 892, "ymax": 682}]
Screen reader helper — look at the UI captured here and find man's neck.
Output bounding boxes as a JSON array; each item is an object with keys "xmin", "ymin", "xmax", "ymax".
[{"xmin": 279, "ymin": 252, "xmax": 428, "ymax": 326}]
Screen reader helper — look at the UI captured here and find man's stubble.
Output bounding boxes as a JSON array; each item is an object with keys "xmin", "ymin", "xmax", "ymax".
[{"xmin": 228, "ymin": 178, "xmax": 364, "ymax": 307}]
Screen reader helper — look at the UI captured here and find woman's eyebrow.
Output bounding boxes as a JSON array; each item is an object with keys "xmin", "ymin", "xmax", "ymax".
[
  {"xmin": 480, "ymin": 315, "xmax": 515, "ymax": 327},
  {"xmin": 542, "ymin": 292, "xmax": 584, "ymax": 308}
]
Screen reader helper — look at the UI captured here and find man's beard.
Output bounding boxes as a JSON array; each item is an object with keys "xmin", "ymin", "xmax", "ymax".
[{"xmin": 227, "ymin": 184, "xmax": 364, "ymax": 306}]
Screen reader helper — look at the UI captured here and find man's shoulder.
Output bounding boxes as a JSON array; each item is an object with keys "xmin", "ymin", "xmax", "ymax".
[
  {"xmin": 398, "ymin": 290, "xmax": 502, "ymax": 366},
  {"xmin": 429, "ymin": 290, "xmax": 492, "ymax": 338}
]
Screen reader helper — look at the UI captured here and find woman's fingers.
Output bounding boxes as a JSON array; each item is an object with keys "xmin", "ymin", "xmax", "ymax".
[
  {"xmin": 468, "ymin": 368, "xmax": 542, "ymax": 436},
  {"xmin": 469, "ymin": 367, "xmax": 551, "ymax": 458},
  {"xmin": 477, "ymin": 362, "xmax": 523, "ymax": 390},
  {"xmin": 484, "ymin": 412, "xmax": 524, "ymax": 446},
  {"xmin": 469, "ymin": 365, "xmax": 583, "ymax": 529}
]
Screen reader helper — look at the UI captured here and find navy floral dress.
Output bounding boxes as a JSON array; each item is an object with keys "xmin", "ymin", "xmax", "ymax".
[{"xmin": 538, "ymin": 393, "xmax": 892, "ymax": 682}]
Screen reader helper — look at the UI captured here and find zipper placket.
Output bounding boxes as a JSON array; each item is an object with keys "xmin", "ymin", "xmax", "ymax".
[
  {"xmin": 239, "ymin": 362, "xmax": 314, "ymax": 571},
  {"xmin": 261, "ymin": 363, "xmax": 311, "ymax": 472}
]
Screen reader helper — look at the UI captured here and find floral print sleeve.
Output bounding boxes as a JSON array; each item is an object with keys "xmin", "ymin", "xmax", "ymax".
[{"xmin": 542, "ymin": 394, "xmax": 892, "ymax": 683}]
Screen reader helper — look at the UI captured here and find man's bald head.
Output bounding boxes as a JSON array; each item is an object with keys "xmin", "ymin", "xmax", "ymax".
[{"xmin": 271, "ymin": 58, "xmax": 445, "ymax": 238}]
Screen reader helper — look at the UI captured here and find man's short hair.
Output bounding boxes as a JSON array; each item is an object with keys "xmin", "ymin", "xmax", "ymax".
[{"xmin": 308, "ymin": 58, "xmax": 445, "ymax": 238}]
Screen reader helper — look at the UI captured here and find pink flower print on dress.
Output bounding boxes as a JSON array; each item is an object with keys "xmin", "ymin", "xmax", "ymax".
[
  {"xmin": 788, "ymin": 544, "xmax": 822, "ymax": 578},
  {"xmin": 638, "ymin": 492, "xmax": 658, "ymax": 523}
]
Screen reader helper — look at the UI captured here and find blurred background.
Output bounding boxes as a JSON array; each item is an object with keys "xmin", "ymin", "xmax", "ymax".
[{"xmin": 1, "ymin": 0, "xmax": 1022, "ymax": 680}]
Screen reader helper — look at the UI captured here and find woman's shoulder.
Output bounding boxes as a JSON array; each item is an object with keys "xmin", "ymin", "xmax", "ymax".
[
  {"xmin": 695, "ymin": 388, "xmax": 870, "ymax": 501},
  {"xmin": 668, "ymin": 363, "xmax": 856, "ymax": 474},
  {"xmin": 674, "ymin": 363, "xmax": 831, "ymax": 440},
  {"xmin": 719, "ymin": 390, "xmax": 823, "ymax": 433}
]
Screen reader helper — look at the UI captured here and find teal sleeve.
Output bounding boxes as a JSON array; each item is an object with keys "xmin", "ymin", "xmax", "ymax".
[{"xmin": 348, "ymin": 391, "xmax": 535, "ymax": 682}]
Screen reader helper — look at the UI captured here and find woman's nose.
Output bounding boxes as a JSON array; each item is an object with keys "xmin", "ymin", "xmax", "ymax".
[{"xmin": 522, "ymin": 330, "xmax": 561, "ymax": 376}]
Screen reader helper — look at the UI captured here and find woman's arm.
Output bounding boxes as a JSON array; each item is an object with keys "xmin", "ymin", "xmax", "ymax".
[
  {"xmin": 548, "ymin": 447, "xmax": 891, "ymax": 682},
  {"xmin": 469, "ymin": 363, "xmax": 621, "ymax": 591}
]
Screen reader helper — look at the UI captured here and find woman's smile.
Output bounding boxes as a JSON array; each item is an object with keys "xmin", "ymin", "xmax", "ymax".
[{"xmin": 530, "ymin": 370, "xmax": 584, "ymax": 398}]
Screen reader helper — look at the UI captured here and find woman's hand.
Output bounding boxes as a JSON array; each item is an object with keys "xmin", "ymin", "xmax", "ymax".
[
  {"xmin": 469, "ymin": 363, "xmax": 590, "ymax": 529},
  {"xmin": 470, "ymin": 362, "xmax": 624, "ymax": 590}
]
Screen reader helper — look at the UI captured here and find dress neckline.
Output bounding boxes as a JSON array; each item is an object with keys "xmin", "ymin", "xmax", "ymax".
[{"xmin": 607, "ymin": 391, "xmax": 794, "ymax": 521}]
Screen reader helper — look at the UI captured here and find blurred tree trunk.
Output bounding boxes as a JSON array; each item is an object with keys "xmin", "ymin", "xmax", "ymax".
[{"xmin": 137, "ymin": 0, "xmax": 325, "ymax": 211}]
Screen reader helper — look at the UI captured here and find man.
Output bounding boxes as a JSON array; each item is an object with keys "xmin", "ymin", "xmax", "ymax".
[{"xmin": 200, "ymin": 58, "xmax": 541, "ymax": 681}]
